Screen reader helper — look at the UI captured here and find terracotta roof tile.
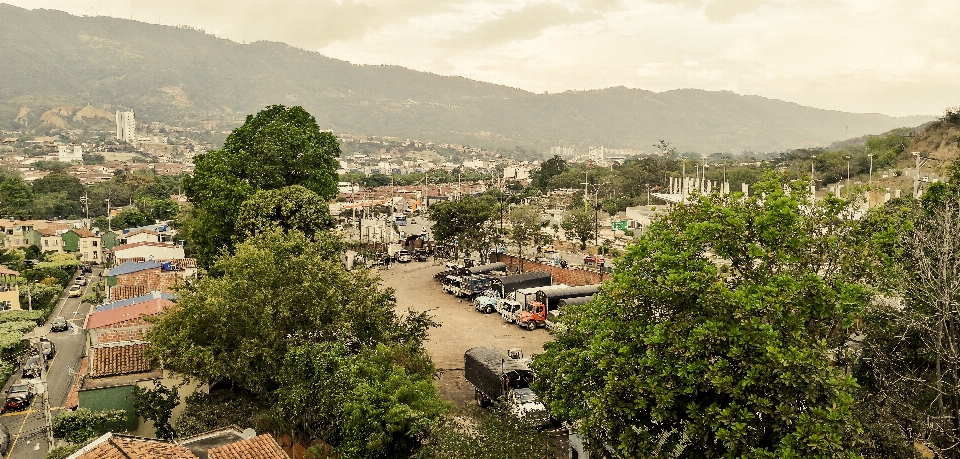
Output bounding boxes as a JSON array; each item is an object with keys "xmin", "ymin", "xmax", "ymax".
[
  {"xmin": 208, "ymin": 435, "xmax": 290, "ymax": 459},
  {"xmin": 85, "ymin": 299, "xmax": 172, "ymax": 329},
  {"xmin": 89, "ymin": 342, "xmax": 152, "ymax": 378},
  {"xmin": 71, "ymin": 433, "xmax": 199, "ymax": 459}
]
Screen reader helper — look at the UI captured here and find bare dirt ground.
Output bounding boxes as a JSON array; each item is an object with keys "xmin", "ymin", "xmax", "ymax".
[{"xmin": 378, "ymin": 260, "xmax": 555, "ymax": 410}]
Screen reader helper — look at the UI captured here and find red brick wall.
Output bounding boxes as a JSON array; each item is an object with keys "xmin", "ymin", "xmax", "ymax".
[{"xmin": 490, "ymin": 254, "xmax": 605, "ymax": 286}]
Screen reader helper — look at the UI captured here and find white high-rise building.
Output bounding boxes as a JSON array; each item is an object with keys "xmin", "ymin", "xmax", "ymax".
[{"xmin": 116, "ymin": 110, "xmax": 136, "ymax": 143}]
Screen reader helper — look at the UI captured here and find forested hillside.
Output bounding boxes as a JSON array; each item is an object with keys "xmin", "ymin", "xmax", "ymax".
[{"xmin": 0, "ymin": 4, "xmax": 933, "ymax": 154}]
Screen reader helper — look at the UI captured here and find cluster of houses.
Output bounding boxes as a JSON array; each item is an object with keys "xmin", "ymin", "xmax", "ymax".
[{"xmin": 0, "ymin": 218, "xmax": 290, "ymax": 455}]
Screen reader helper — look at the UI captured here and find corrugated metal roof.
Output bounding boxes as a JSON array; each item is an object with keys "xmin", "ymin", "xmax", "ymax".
[{"xmin": 105, "ymin": 260, "xmax": 162, "ymax": 276}]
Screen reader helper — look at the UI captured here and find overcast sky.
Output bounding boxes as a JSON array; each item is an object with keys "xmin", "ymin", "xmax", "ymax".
[{"xmin": 8, "ymin": 0, "xmax": 958, "ymax": 117}]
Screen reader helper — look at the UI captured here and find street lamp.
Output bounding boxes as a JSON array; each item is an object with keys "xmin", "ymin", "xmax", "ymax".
[{"xmin": 867, "ymin": 153, "xmax": 874, "ymax": 185}]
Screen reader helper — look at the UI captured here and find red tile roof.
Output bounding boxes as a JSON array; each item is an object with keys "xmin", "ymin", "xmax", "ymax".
[
  {"xmin": 89, "ymin": 342, "xmax": 152, "ymax": 378},
  {"xmin": 73, "ymin": 229, "xmax": 97, "ymax": 238},
  {"xmin": 85, "ymin": 299, "xmax": 172, "ymax": 329},
  {"xmin": 71, "ymin": 433, "xmax": 199, "ymax": 459},
  {"xmin": 208, "ymin": 435, "xmax": 290, "ymax": 459}
]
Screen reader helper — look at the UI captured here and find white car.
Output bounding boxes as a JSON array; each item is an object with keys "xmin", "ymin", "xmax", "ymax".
[{"xmin": 396, "ymin": 250, "xmax": 412, "ymax": 263}]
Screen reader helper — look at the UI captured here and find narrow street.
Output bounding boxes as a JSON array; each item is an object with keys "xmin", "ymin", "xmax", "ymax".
[{"xmin": 1, "ymin": 268, "xmax": 98, "ymax": 459}]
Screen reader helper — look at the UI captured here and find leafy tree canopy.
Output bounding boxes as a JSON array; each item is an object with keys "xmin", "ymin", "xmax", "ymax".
[
  {"xmin": 182, "ymin": 105, "xmax": 341, "ymax": 266},
  {"xmin": 145, "ymin": 229, "xmax": 430, "ymax": 399},
  {"xmin": 428, "ymin": 196, "xmax": 496, "ymax": 259},
  {"xmin": 235, "ymin": 185, "xmax": 336, "ymax": 240},
  {"xmin": 534, "ymin": 175, "xmax": 869, "ymax": 458}
]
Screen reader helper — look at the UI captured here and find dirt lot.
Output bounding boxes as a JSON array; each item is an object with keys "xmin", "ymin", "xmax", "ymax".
[{"xmin": 378, "ymin": 260, "xmax": 555, "ymax": 409}]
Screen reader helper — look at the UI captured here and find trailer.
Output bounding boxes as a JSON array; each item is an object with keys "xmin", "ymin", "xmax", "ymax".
[
  {"xmin": 463, "ymin": 262, "xmax": 507, "ymax": 276},
  {"xmin": 491, "ymin": 271, "xmax": 552, "ymax": 298}
]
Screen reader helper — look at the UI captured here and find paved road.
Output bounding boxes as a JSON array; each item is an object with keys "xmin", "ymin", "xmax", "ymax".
[{"xmin": 1, "ymin": 269, "xmax": 98, "ymax": 459}]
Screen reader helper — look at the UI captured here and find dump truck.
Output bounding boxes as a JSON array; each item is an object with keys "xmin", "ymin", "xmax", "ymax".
[
  {"xmin": 457, "ymin": 275, "xmax": 495, "ymax": 299},
  {"xmin": 464, "ymin": 347, "xmax": 549, "ymax": 426},
  {"xmin": 517, "ymin": 285, "xmax": 601, "ymax": 330}
]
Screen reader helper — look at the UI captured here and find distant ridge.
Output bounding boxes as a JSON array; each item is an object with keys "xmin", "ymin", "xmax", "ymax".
[{"xmin": 0, "ymin": 3, "xmax": 934, "ymax": 153}]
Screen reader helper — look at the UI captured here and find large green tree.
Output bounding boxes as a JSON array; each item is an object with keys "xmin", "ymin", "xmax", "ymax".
[
  {"xmin": 145, "ymin": 229, "xmax": 426, "ymax": 396},
  {"xmin": 534, "ymin": 176, "xmax": 868, "ymax": 458},
  {"xmin": 182, "ymin": 105, "xmax": 341, "ymax": 266},
  {"xmin": 428, "ymin": 196, "xmax": 496, "ymax": 259},
  {"xmin": 561, "ymin": 207, "xmax": 597, "ymax": 251}
]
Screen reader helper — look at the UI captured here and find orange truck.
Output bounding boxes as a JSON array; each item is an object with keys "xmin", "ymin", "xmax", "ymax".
[{"xmin": 516, "ymin": 284, "xmax": 601, "ymax": 330}]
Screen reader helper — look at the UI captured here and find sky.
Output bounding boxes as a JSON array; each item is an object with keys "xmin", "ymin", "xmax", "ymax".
[{"xmin": 7, "ymin": 0, "xmax": 959, "ymax": 117}]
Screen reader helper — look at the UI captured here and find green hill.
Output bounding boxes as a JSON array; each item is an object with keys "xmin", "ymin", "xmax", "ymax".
[{"xmin": 0, "ymin": 4, "xmax": 934, "ymax": 153}]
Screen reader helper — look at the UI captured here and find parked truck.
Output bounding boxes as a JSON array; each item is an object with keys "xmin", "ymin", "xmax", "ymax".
[
  {"xmin": 517, "ymin": 285, "xmax": 601, "ymax": 330},
  {"xmin": 474, "ymin": 271, "xmax": 552, "ymax": 314},
  {"xmin": 464, "ymin": 347, "xmax": 549, "ymax": 426},
  {"xmin": 457, "ymin": 275, "xmax": 495, "ymax": 299},
  {"xmin": 497, "ymin": 286, "xmax": 562, "ymax": 323}
]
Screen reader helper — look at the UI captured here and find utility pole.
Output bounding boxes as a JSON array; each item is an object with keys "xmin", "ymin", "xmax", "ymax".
[
  {"xmin": 844, "ymin": 155, "xmax": 851, "ymax": 198},
  {"xmin": 105, "ymin": 198, "xmax": 111, "ymax": 231}
]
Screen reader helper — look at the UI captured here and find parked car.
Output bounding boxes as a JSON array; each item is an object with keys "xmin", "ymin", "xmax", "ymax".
[
  {"xmin": 397, "ymin": 250, "xmax": 412, "ymax": 263},
  {"xmin": 583, "ymin": 255, "xmax": 605, "ymax": 265},
  {"xmin": 68, "ymin": 285, "xmax": 82, "ymax": 297},
  {"xmin": 39, "ymin": 338, "xmax": 55, "ymax": 360},
  {"xmin": 21, "ymin": 355, "xmax": 46, "ymax": 378},
  {"xmin": 74, "ymin": 276, "xmax": 87, "ymax": 286},
  {"xmin": 2, "ymin": 380, "xmax": 35, "ymax": 413},
  {"xmin": 50, "ymin": 316, "xmax": 69, "ymax": 332},
  {"xmin": 81, "ymin": 264, "xmax": 93, "ymax": 274},
  {"xmin": 540, "ymin": 244, "xmax": 556, "ymax": 253}
]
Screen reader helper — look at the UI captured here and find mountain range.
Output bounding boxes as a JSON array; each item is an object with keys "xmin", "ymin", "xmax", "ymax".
[{"xmin": 0, "ymin": 4, "xmax": 935, "ymax": 154}]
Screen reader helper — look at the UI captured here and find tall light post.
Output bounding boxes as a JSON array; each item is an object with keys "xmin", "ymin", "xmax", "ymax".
[
  {"xmin": 867, "ymin": 153, "xmax": 874, "ymax": 184},
  {"xmin": 810, "ymin": 155, "xmax": 817, "ymax": 195},
  {"xmin": 104, "ymin": 198, "xmax": 111, "ymax": 231},
  {"xmin": 844, "ymin": 155, "xmax": 851, "ymax": 198}
]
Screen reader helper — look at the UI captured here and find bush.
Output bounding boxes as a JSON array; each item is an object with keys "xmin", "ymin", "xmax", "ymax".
[
  {"xmin": 44, "ymin": 444, "xmax": 81, "ymax": 459},
  {"xmin": 52, "ymin": 408, "xmax": 127, "ymax": 444},
  {"xmin": 0, "ymin": 310, "xmax": 47, "ymax": 326}
]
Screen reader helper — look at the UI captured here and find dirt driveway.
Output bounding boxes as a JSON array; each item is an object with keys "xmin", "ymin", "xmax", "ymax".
[{"xmin": 378, "ymin": 260, "xmax": 555, "ymax": 409}]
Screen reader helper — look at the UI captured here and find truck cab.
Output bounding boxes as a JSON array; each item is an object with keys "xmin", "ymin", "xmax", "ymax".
[
  {"xmin": 517, "ymin": 300, "xmax": 548, "ymax": 330},
  {"xmin": 497, "ymin": 299, "xmax": 523, "ymax": 323},
  {"xmin": 473, "ymin": 289, "xmax": 501, "ymax": 314}
]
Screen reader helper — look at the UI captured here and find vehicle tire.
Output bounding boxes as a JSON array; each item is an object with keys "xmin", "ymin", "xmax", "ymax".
[
  {"xmin": 485, "ymin": 305, "xmax": 494, "ymax": 314},
  {"xmin": 526, "ymin": 321, "xmax": 537, "ymax": 331}
]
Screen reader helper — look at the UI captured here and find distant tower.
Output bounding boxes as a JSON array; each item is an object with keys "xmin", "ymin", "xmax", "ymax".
[{"xmin": 116, "ymin": 110, "xmax": 136, "ymax": 143}]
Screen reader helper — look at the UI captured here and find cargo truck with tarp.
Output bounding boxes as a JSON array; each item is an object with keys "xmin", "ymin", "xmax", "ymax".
[{"xmin": 464, "ymin": 347, "xmax": 549, "ymax": 426}]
